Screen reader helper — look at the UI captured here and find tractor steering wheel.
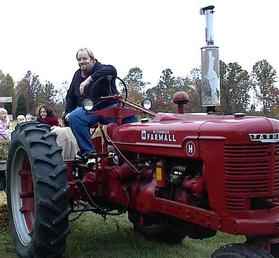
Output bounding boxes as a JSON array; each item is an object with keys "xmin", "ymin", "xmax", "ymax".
[
  {"xmin": 84, "ymin": 75, "xmax": 128, "ymax": 102},
  {"xmin": 116, "ymin": 76, "xmax": 128, "ymax": 101}
]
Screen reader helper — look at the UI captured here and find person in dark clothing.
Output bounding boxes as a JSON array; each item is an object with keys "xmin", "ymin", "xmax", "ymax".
[
  {"xmin": 36, "ymin": 104, "xmax": 59, "ymax": 126},
  {"xmin": 66, "ymin": 48, "xmax": 97, "ymax": 114},
  {"xmin": 65, "ymin": 48, "xmax": 129, "ymax": 158},
  {"xmin": 65, "ymin": 50, "xmax": 118, "ymax": 114}
]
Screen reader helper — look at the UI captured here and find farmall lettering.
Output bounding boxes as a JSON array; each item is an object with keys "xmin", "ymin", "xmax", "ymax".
[{"xmin": 141, "ymin": 130, "xmax": 177, "ymax": 143}]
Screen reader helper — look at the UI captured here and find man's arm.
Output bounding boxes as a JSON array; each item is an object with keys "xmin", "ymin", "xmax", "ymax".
[
  {"xmin": 80, "ymin": 76, "xmax": 93, "ymax": 96},
  {"xmin": 65, "ymin": 72, "xmax": 78, "ymax": 114}
]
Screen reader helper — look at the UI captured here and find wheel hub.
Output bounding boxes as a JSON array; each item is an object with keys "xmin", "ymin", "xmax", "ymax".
[{"xmin": 11, "ymin": 147, "xmax": 34, "ymax": 246}]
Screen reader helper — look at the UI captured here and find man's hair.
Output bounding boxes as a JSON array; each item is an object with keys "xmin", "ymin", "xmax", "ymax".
[{"xmin": 76, "ymin": 48, "xmax": 95, "ymax": 61}]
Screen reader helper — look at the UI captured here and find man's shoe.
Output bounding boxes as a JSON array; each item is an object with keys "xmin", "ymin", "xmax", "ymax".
[
  {"xmin": 82, "ymin": 151, "xmax": 98, "ymax": 166},
  {"xmin": 75, "ymin": 151, "xmax": 83, "ymax": 161},
  {"xmin": 82, "ymin": 151, "xmax": 98, "ymax": 160}
]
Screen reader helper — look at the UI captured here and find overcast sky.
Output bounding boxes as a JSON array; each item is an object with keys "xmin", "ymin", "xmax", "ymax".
[{"xmin": 0, "ymin": 0, "xmax": 278, "ymax": 89}]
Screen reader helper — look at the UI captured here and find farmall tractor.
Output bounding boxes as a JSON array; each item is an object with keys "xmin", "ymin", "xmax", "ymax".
[{"xmin": 6, "ymin": 6, "xmax": 279, "ymax": 258}]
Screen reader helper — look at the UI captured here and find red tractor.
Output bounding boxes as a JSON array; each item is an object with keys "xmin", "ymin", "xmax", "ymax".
[{"xmin": 6, "ymin": 88, "xmax": 279, "ymax": 258}]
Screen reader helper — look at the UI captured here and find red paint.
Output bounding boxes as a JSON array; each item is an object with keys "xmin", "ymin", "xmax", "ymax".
[
  {"xmin": 64, "ymin": 97, "xmax": 279, "ymax": 247},
  {"xmin": 20, "ymin": 158, "xmax": 34, "ymax": 233}
]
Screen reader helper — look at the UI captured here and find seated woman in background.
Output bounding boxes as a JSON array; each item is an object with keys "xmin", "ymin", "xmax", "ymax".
[
  {"xmin": 36, "ymin": 104, "xmax": 59, "ymax": 126},
  {"xmin": 0, "ymin": 108, "xmax": 10, "ymax": 140}
]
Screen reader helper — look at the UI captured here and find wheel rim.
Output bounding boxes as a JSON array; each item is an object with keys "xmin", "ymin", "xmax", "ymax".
[{"xmin": 10, "ymin": 146, "xmax": 34, "ymax": 246}]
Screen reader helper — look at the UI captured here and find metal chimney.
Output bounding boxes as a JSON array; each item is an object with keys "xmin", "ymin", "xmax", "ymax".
[
  {"xmin": 200, "ymin": 5, "xmax": 220, "ymax": 110},
  {"xmin": 200, "ymin": 5, "xmax": 215, "ymax": 46}
]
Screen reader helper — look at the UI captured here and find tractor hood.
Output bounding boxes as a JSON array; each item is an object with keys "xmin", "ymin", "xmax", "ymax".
[{"xmin": 109, "ymin": 113, "xmax": 279, "ymax": 157}]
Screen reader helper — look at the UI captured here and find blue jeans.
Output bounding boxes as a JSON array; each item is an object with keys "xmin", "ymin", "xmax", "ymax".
[{"xmin": 68, "ymin": 103, "xmax": 137, "ymax": 155}]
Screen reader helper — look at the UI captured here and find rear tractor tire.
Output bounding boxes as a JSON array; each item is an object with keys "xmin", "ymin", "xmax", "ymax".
[{"xmin": 7, "ymin": 122, "xmax": 70, "ymax": 258}]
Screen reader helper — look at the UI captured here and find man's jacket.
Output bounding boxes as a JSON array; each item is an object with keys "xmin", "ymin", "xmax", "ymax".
[{"xmin": 65, "ymin": 62, "xmax": 118, "ymax": 114}]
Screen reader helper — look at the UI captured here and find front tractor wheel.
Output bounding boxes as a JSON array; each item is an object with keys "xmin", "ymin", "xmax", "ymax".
[
  {"xmin": 7, "ymin": 122, "xmax": 70, "ymax": 258},
  {"xmin": 211, "ymin": 244, "xmax": 274, "ymax": 258}
]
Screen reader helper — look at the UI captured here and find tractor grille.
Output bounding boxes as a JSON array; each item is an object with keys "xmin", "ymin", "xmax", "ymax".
[{"xmin": 224, "ymin": 143, "xmax": 279, "ymax": 212}]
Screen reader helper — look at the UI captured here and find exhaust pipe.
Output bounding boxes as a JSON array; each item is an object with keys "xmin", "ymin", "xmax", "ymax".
[
  {"xmin": 200, "ymin": 5, "xmax": 215, "ymax": 46},
  {"xmin": 200, "ymin": 5, "xmax": 220, "ymax": 111}
]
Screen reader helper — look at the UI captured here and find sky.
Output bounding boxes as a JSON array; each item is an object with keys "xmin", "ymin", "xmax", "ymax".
[{"xmin": 0, "ymin": 0, "xmax": 279, "ymax": 89}]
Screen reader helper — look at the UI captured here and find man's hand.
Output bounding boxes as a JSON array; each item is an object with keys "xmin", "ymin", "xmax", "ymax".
[
  {"xmin": 62, "ymin": 113, "xmax": 70, "ymax": 126},
  {"xmin": 65, "ymin": 113, "xmax": 70, "ymax": 121},
  {"xmin": 80, "ymin": 76, "xmax": 92, "ymax": 95}
]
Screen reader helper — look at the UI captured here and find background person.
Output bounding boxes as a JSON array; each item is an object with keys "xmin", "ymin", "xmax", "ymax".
[
  {"xmin": 0, "ymin": 108, "xmax": 10, "ymax": 140},
  {"xmin": 25, "ymin": 113, "xmax": 33, "ymax": 121},
  {"xmin": 36, "ymin": 104, "xmax": 59, "ymax": 126},
  {"xmin": 16, "ymin": 114, "xmax": 26, "ymax": 124}
]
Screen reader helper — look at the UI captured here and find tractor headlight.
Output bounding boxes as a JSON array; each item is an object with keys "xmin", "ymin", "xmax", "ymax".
[
  {"xmin": 82, "ymin": 98, "xmax": 94, "ymax": 111},
  {"xmin": 142, "ymin": 99, "xmax": 152, "ymax": 110}
]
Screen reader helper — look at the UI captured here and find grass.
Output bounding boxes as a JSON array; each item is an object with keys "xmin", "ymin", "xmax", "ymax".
[
  {"xmin": 0, "ymin": 194, "xmax": 243, "ymax": 258},
  {"xmin": 64, "ymin": 213, "xmax": 243, "ymax": 258}
]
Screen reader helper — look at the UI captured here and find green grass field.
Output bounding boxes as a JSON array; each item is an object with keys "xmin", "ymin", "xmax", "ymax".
[{"xmin": 0, "ymin": 196, "xmax": 243, "ymax": 258}]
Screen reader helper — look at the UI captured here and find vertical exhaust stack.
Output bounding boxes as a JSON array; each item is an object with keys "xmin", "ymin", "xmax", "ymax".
[{"xmin": 200, "ymin": 5, "xmax": 220, "ymax": 111}]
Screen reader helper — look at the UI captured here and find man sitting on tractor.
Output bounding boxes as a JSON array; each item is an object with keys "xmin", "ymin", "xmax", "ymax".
[{"xmin": 65, "ymin": 48, "xmax": 136, "ymax": 160}]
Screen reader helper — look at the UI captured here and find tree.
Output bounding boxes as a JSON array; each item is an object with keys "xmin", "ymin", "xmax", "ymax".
[
  {"xmin": 189, "ymin": 68, "xmax": 202, "ymax": 112},
  {"xmin": 36, "ymin": 81, "xmax": 58, "ymax": 106},
  {"xmin": 53, "ymin": 81, "xmax": 69, "ymax": 116},
  {"xmin": 270, "ymin": 87, "xmax": 279, "ymax": 118},
  {"xmin": 252, "ymin": 59, "xmax": 278, "ymax": 114},
  {"xmin": 16, "ymin": 71, "xmax": 58, "ymax": 114},
  {"xmin": 0, "ymin": 71, "xmax": 15, "ymax": 114},
  {"xmin": 16, "ymin": 71, "xmax": 38, "ymax": 114},
  {"xmin": 16, "ymin": 76, "xmax": 30, "ymax": 113},
  {"xmin": 0, "ymin": 70, "xmax": 5, "ymax": 89},
  {"xmin": 146, "ymin": 68, "xmax": 176, "ymax": 112},
  {"xmin": 146, "ymin": 68, "xmax": 193, "ymax": 112},
  {"xmin": 54, "ymin": 81, "xmax": 69, "ymax": 106},
  {"xmin": 220, "ymin": 61, "xmax": 250, "ymax": 113},
  {"xmin": 122, "ymin": 67, "xmax": 147, "ymax": 104},
  {"xmin": 15, "ymin": 94, "xmax": 27, "ymax": 116},
  {"xmin": 0, "ymin": 70, "xmax": 4, "ymax": 79}
]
